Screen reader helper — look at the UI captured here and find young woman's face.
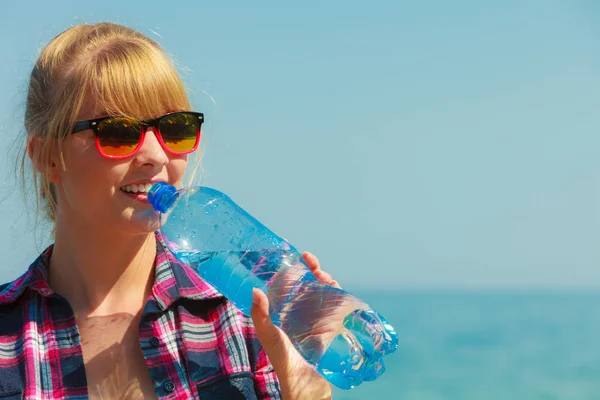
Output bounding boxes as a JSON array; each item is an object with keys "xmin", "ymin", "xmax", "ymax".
[{"xmin": 53, "ymin": 100, "xmax": 190, "ymax": 235}]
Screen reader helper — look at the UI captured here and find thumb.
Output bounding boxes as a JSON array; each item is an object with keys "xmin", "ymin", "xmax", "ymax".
[{"xmin": 251, "ymin": 288, "xmax": 288, "ymax": 370}]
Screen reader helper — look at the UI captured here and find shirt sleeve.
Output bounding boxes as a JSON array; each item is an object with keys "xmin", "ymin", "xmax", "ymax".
[{"xmin": 253, "ymin": 347, "xmax": 282, "ymax": 400}]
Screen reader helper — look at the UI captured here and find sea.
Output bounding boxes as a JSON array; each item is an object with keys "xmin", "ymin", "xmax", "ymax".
[{"xmin": 332, "ymin": 291, "xmax": 600, "ymax": 400}]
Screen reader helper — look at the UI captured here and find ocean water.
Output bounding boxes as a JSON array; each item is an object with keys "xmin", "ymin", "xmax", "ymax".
[{"xmin": 332, "ymin": 291, "xmax": 600, "ymax": 400}]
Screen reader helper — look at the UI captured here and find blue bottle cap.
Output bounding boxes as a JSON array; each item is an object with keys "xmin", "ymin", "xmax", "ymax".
[{"xmin": 148, "ymin": 182, "xmax": 179, "ymax": 213}]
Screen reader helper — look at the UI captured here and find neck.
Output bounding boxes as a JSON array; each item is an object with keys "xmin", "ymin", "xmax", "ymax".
[{"xmin": 49, "ymin": 216, "xmax": 156, "ymax": 317}]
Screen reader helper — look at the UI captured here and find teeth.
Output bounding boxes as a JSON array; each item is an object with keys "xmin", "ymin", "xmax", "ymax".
[{"xmin": 120, "ymin": 183, "xmax": 155, "ymax": 194}]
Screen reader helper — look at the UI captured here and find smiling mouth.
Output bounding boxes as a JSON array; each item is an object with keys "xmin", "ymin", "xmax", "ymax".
[{"xmin": 120, "ymin": 183, "xmax": 154, "ymax": 194}]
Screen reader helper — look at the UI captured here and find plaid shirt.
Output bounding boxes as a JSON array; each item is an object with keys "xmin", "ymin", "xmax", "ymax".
[{"xmin": 0, "ymin": 234, "xmax": 281, "ymax": 399}]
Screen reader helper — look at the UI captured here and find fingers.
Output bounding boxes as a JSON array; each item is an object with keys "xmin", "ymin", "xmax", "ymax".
[
  {"xmin": 315, "ymin": 270, "xmax": 339, "ymax": 288},
  {"xmin": 302, "ymin": 251, "xmax": 321, "ymax": 272},
  {"xmin": 251, "ymin": 288, "xmax": 270, "ymax": 320},
  {"xmin": 250, "ymin": 289, "xmax": 291, "ymax": 373},
  {"xmin": 251, "ymin": 289, "xmax": 284, "ymax": 353},
  {"xmin": 324, "ymin": 276, "xmax": 341, "ymax": 289},
  {"xmin": 302, "ymin": 252, "xmax": 341, "ymax": 289}
]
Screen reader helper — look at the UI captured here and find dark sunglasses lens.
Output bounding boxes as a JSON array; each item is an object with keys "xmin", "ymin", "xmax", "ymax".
[
  {"xmin": 159, "ymin": 113, "xmax": 199, "ymax": 153},
  {"xmin": 97, "ymin": 117, "xmax": 142, "ymax": 157}
]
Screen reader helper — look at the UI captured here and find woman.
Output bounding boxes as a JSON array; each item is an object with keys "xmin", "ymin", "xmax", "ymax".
[{"xmin": 0, "ymin": 22, "xmax": 337, "ymax": 399}]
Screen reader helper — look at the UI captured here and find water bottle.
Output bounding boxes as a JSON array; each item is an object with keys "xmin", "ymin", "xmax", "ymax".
[{"xmin": 148, "ymin": 182, "xmax": 398, "ymax": 390}]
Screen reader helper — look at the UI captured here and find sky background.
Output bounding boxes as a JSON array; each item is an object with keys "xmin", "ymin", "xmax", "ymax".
[{"xmin": 1, "ymin": 1, "xmax": 600, "ymax": 291}]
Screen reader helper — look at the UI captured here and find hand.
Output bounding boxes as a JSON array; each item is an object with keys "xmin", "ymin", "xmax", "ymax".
[{"xmin": 251, "ymin": 252, "xmax": 340, "ymax": 400}]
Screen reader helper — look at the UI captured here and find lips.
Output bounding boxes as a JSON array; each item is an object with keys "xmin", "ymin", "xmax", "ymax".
[{"xmin": 119, "ymin": 180, "xmax": 167, "ymax": 203}]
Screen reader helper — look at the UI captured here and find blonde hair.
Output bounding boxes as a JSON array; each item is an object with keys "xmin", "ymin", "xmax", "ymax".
[{"xmin": 21, "ymin": 22, "xmax": 192, "ymax": 225}]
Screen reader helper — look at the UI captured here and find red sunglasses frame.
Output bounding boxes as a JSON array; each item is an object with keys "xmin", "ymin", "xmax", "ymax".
[{"xmin": 71, "ymin": 111, "xmax": 204, "ymax": 160}]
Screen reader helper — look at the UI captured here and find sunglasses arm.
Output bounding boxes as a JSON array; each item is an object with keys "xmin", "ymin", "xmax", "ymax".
[{"xmin": 72, "ymin": 120, "xmax": 92, "ymax": 135}]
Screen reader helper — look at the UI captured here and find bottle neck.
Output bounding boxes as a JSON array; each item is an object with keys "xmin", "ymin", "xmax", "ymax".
[{"xmin": 148, "ymin": 182, "xmax": 179, "ymax": 213}]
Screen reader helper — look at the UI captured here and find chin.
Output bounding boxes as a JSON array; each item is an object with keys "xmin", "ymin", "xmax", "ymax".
[{"xmin": 121, "ymin": 209, "xmax": 162, "ymax": 234}]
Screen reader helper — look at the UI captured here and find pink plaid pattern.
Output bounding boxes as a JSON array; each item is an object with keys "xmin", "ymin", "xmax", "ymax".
[{"xmin": 0, "ymin": 234, "xmax": 281, "ymax": 399}]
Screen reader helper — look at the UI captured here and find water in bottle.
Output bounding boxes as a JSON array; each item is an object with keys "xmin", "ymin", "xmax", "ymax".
[{"xmin": 148, "ymin": 182, "xmax": 398, "ymax": 390}]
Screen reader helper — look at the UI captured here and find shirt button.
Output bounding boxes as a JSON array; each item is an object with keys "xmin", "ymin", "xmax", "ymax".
[
  {"xmin": 150, "ymin": 337, "xmax": 160, "ymax": 347},
  {"xmin": 164, "ymin": 381, "xmax": 175, "ymax": 393}
]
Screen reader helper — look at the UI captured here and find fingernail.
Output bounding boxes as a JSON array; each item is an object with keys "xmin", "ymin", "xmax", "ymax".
[{"xmin": 252, "ymin": 288, "xmax": 260, "ymax": 305}]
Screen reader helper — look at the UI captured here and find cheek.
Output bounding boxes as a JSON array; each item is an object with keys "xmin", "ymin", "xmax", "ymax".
[
  {"xmin": 62, "ymin": 164, "xmax": 114, "ymax": 207},
  {"xmin": 59, "ymin": 147, "xmax": 121, "ymax": 210},
  {"xmin": 168, "ymin": 157, "xmax": 189, "ymax": 186}
]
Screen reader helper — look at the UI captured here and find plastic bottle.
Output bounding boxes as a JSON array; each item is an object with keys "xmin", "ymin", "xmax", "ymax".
[{"xmin": 148, "ymin": 182, "xmax": 398, "ymax": 390}]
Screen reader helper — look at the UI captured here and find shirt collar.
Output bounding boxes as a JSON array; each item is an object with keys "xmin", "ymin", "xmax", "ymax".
[
  {"xmin": 151, "ymin": 232, "xmax": 223, "ymax": 311},
  {"xmin": 0, "ymin": 233, "xmax": 223, "ymax": 307},
  {"xmin": 0, "ymin": 246, "xmax": 53, "ymax": 305}
]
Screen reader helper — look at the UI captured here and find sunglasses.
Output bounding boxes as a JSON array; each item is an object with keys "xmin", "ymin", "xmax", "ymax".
[{"xmin": 71, "ymin": 111, "xmax": 204, "ymax": 159}]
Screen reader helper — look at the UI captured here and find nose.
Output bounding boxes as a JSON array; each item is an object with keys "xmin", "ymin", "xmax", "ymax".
[{"xmin": 133, "ymin": 128, "xmax": 169, "ymax": 168}]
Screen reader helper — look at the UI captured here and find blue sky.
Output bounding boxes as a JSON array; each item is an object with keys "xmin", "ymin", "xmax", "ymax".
[{"xmin": 1, "ymin": 1, "xmax": 600, "ymax": 290}]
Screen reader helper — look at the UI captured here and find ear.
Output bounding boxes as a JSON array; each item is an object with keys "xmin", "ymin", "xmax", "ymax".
[{"xmin": 27, "ymin": 136, "xmax": 62, "ymax": 184}]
